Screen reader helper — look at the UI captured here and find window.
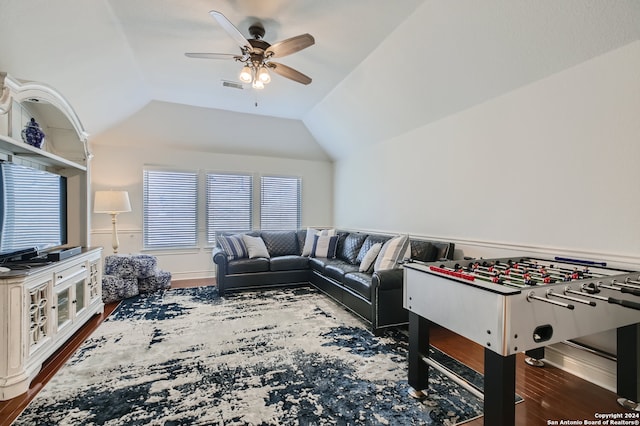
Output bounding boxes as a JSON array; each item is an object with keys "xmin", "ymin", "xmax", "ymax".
[
  {"xmin": 260, "ymin": 176, "xmax": 301, "ymax": 230},
  {"xmin": 143, "ymin": 170, "xmax": 197, "ymax": 249},
  {"xmin": 206, "ymin": 173, "xmax": 253, "ymax": 243}
]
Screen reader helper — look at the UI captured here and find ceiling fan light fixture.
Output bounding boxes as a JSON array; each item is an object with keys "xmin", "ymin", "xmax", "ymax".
[
  {"xmin": 186, "ymin": 11, "xmax": 315, "ymax": 89},
  {"xmin": 252, "ymin": 79, "xmax": 265, "ymax": 90},
  {"xmin": 257, "ymin": 66, "xmax": 271, "ymax": 84},
  {"xmin": 239, "ymin": 65, "xmax": 253, "ymax": 83}
]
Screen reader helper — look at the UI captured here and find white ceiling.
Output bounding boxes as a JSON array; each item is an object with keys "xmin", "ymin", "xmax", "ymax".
[
  {"xmin": 0, "ymin": 0, "xmax": 423, "ymax": 135},
  {"xmin": 1, "ymin": 1, "xmax": 639, "ymax": 161}
]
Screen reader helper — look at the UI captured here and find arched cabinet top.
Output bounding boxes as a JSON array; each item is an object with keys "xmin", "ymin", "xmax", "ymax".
[{"xmin": 0, "ymin": 72, "xmax": 90, "ymax": 171}]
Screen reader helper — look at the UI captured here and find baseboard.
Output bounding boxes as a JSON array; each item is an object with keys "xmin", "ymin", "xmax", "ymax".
[{"xmin": 543, "ymin": 342, "xmax": 617, "ymax": 393}]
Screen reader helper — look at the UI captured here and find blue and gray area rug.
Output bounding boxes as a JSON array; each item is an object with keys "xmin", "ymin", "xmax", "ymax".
[{"xmin": 16, "ymin": 286, "xmax": 490, "ymax": 425}]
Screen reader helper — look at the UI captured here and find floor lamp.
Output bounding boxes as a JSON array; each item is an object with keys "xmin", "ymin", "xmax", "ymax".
[{"xmin": 94, "ymin": 190, "xmax": 131, "ymax": 254}]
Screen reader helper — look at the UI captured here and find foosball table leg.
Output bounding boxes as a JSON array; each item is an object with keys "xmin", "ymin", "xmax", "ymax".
[
  {"xmin": 408, "ymin": 312, "xmax": 429, "ymax": 399},
  {"xmin": 617, "ymin": 323, "xmax": 640, "ymax": 411},
  {"xmin": 485, "ymin": 349, "xmax": 516, "ymax": 426}
]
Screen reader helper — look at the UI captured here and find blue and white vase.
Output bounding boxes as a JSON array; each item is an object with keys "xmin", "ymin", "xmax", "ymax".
[{"xmin": 21, "ymin": 118, "xmax": 45, "ymax": 149}]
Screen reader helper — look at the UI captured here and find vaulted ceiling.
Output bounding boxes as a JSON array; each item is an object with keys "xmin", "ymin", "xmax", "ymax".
[{"xmin": 1, "ymin": 1, "xmax": 639, "ymax": 161}]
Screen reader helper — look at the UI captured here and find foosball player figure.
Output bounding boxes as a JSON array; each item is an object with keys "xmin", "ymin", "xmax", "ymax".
[
  {"xmin": 542, "ymin": 274, "xmax": 552, "ymax": 284},
  {"xmin": 563, "ymin": 272, "xmax": 572, "ymax": 282},
  {"xmin": 523, "ymin": 273, "xmax": 535, "ymax": 286},
  {"xmin": 571, "ymin": 268, "xmax": 580, "ymax": 280},
  {"xmin": 491, "ymin": 272, "xmax": 502, "ymax": 284}
]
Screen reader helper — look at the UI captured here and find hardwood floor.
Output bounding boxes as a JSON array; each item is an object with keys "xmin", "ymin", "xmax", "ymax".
[
  {"xmin": 0, "ymin": 279, "xmax": 631, "ymax": 425},
  {"xmin": 0, "ymin": 300, "xmax": 120, "ymax": 426},
  {"xmin": 428, "ymin": 325, "xmax": 629, "ymax": 425}
]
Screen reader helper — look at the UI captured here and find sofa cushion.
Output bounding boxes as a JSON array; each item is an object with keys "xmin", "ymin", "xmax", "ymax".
[
  {"xmin": 217, "ymin": 234, "xmax": 248, "ymax": 260},
  {"xmin": 311, "ymin": 234, "xmax": 339, "ymax": 258},
  {"xmin": 343, "ymin": 272, "xmax": 373, "ymax": 300},
  {"xmin": 374, "ymin": 235, "xmax": 410, "ymax": 272},
  {"xmin": 338, "ymin": 232, "xmax": 368, "ymax": 264},
  {"xmin": 411, "ymin": 240, "xmax": 437, "ymax": 263},
  {"xmin": 242, "ymin": 235, "xmax": 270, "ymax": 259},
  {"xmin": 270, "ymin": 255, "xmax": 309, "ymax": 272},
  {"xmin": 324, "ymin": 261, "xmax": 360, "ymax": 282},
  {"xmin": 261, "ymin": 231, "xmax": 299, "ymax": 257},
  {"xmin": 309, "ymin": 256, "xmax": 328, "ymax": 272},
  {"xmin": 227, "ymin": 258, "xmax": 270, "ymax": 274},
  {"xmin": 359, "ymin": 242, "xmax": 382, "ymax": 273},
  {"xmin": 356, "ymin": 234, "xmax": 392, "ymax": 264}
]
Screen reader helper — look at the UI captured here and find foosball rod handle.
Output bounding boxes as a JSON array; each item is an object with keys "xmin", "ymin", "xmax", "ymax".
[
  {"xmin": 608, "ymin": 297, "xmax": 640, "ymax": 311},
  {"xmin": 620, "ymin": 287, "xmax": 640, "ymax": 297}
]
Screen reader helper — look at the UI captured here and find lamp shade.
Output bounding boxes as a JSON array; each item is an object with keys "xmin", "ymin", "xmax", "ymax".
[
  {"xmin": 239, "ymin": 65, "xmax": 253, "ymax": 83},
  {"xmin": 257, "ymin": 66, "xmax": 271, "ymax": 84},
  {"xmin": 94, "ymin": 190, "xmax": 131, "ymax": 214}
]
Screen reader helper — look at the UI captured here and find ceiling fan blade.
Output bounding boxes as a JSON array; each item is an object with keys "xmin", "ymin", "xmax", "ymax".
[
  {"xmin": 209, "ymin": 10, "xmax": 253, "ymax": 52},
  {"xmin": 185, "ymin": 52, "xmax": 240, "ymax": 60},
  {"xmin": 266, "ymin": 34, "xmax": 315, "ymax": 58},
  {"xmin": 268, "ymin": 62, "xmax": 312, "ymax": 85}
]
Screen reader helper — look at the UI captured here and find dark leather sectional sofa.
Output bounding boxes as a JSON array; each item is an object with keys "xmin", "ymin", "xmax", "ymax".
[{"xmin": 212, "ymin": 229, "xmax": 454, "ymax": 335}]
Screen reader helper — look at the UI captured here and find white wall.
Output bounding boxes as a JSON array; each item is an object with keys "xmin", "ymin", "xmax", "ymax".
[
  {"xmin": 89, "ymin": 107, "xmax": 334, "ymax": 280},
  {"xmin": 334, "ymin": 41, "xmax": 640, "ymax": 266},
  {"xmin": 326, "ymin": 39, "xmax": 640, "ymax": 394}
]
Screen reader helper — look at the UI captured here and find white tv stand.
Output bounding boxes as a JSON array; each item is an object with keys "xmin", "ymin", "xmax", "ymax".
[
  {"xmin": 0, "ymin": 73, "xmax": 103, "ymax": 400},
  {"xmin": 0, "ymin": 248, "xmax": 103, "ymax": 400}
]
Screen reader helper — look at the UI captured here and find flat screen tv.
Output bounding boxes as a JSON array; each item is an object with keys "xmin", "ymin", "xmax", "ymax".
[{"xmin": 0, "ymin": 161, "xmax": 67, "ymax": 260}]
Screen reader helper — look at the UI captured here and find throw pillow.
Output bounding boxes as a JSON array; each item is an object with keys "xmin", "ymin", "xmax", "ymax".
[
  {"xmin": 310, "ymin": 234, "xmax": 338, "ymax": 258},
  {"xmin": 374, "ymin": 235, "xmax": 411, "ymax": 272},
  {"xmin": 242, "ymin": 234, "xmax": 270, "ymax": 259},
  {"xmin": 356, "ymin": 235, "xmax": 391, "ymax": 264},
  {"xmin": 301, "ymin": 228, "xmax": 336, "ymax": 256},
  {"xmin": 217, "ymin": 234, "xmax": 248, "ymax": 260},
  {"xmin": 359, "ymin": 242, "xmax": 382, "ymax": 273}
]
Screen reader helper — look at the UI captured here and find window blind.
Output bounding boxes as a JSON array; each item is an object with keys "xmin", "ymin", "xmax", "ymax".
[
  {"xmin": 260, "ymin": 176, "xmax": 301, "ymax": 230},
  {"xmin": 206, "ymin": 173, "xmax": 253, "ymax": 243},
  {"xmin": 143, "ymin": 170, "xmax": 197, "ymax": 249}
]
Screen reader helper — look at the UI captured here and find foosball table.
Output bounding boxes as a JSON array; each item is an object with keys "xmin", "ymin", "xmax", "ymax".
[{"xmin": 404, "ymin": 256, "xmax": 640, "ymax": 426}]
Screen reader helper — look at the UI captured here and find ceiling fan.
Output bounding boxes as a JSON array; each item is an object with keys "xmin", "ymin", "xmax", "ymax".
[{"xmin": 185, "ymin": 10, "xmax": 315, "ymax": 89}]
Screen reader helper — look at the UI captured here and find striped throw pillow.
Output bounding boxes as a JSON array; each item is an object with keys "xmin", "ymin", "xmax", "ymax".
[
  {"xmin": 310, "ymin": 234, "xmax": 338, "ymax": 258},
  {"xmin": 302, "ymin": 228, "xmax": 336, "ymax": 256},
  {"xmin": 217, "ymin": 234, "xmax": 248, "ymax": 260},
  {"xmin": 374, "ymin": 235, "xmax": 410, "ymax": 272}
]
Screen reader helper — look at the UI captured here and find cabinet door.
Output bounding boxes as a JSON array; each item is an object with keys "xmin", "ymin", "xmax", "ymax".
[
  {"xmin": 75, "ymin": 279, "xmax": 86, "ymax": 315},
  {"xmin": 28, "ymin": 280, "xmax": 52, "ymax": 354},
  {"xmin": 54, "ymin": 285, "xmax": 72, "ymax": 333},
  {"xmin": 88, "ymin": 259, "xmax": 101, "ymax": 303}
]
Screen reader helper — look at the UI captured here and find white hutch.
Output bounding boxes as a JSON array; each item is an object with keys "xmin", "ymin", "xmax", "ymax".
[{"xmin": 0, "ymin": 73, "xmax": 103, "ymax": 400}]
